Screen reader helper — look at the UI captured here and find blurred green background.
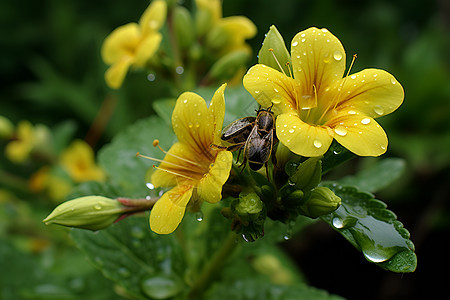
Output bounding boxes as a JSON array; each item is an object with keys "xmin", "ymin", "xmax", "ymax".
[{"xmin": 1, "ymin": 0, "xmax": 449, "ymax": 299}]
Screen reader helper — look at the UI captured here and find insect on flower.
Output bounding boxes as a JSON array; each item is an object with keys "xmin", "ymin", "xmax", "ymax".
[{"xmin": 218, "ymin": 106, "xmax": 278, "ymax": 176}]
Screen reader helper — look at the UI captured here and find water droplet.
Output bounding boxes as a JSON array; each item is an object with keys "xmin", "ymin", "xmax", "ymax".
[
  {"xmin": 145, "ymin": 195, "xmax": 151, "ymax": 200},
  {"xmin": 313, "ymin": 139, "xmax": 322, "ymax": 148},
  {"xmin": 117, "ymin": 267, "xmax": 131, "ymax": 277},
  {"xmin": 272, "ymin": 98, "xmax": 281, "ymax": 104},
  {"xmin": 333, "ymin": 149, "xmax": 341, "ymax": 155},
  {"xmin": 301, "ymin": 33, "xmax": 305, "ymax": 37},
  {"xmin": 361, "ymin": 118, "xmax": 371, "ymax": 125},
  {"xmin": 188, "ymin": 123, "xmax": 193, "ymax": 128},
  {"xmin": 321, "ymin": 28, "xmax": 328, "ymax": 33},
  {"xmin": 292, "ymin": 41, "xmax": 299, "ymax": 46},
  {"xmin": 334, "ymin": 126, "xmax": 347, "ymax": 136},
  {"xmin": 288, "ymin": 128, "xmax": 295, "ymax": 133},
  {"xmin": 380, "ymin": 145, "xmax": 386, "ymax": 150},
  {"xmin": 175, "ymin": 66, "xmax": 184, "ymax": 74},
  {"xmin": 147, "ymin": 183, "xmax": 155, "ymax": 190},
  {"xmin": 348, "ymin": 110, "xmax": 356, "ymax": 115},
  {"xmin": 141, "ymin": 276, "xmax": 182, "ymax": 299},
  {"xmin": 94, "ymin": 203, "xmax": 102, "ymax": 210},
  {"xmin": 195, "ymin": 211, "xmax": 203, "ymax": 222},
  {"xmin": 183, "ymin": 99, "xmax": 188, "ymax": 104},
  {"xmin": 332, "ymin": 217, "xmax": 345, "ymax": 228},
  {"xmin": 283, "ymin": 124, "xmax": 288, "ymax": 128},
  {"xmin": 333, "ymin": 50, "xmax": 343, "ymax": 61},
  {"xmin": 255, "ymin": 90, "xmax": 260, "ymax": 94},
  {"xmin": 195, "ymin": 122, "xmax": 200, "ymax": 128},
  {"xmin": 373, "ymin": 105, "xmax": 384, "ymax": 116},
  {"xmin": 197, "ymin": 112, "xmax": 201, "ymax": 116},
  {"xmin": 242, "ymin": 234, "xmax": 250, "ymax": 242},
  {"xmin": 323, "ymin": 53, "xmax": 330, "ymax": 63},
  {"xmin": 131, "ymin": 226, "xmax": 146, "ymax": 239},
  {"xmin": 301, "ymin": 38, "xmax": 306, "ymax": 43},
  {"xmin": 147, "ymin": 73, "xmax": 156, "ymax": 82},
  {"xmin": 391, "ymin": 78, "xmax": 397, "ymax": 84}
]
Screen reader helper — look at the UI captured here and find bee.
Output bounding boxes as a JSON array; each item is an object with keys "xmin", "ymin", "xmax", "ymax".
[{"xmin": 219, "ymin": 106, "xmax": 277, "ymax": 175}]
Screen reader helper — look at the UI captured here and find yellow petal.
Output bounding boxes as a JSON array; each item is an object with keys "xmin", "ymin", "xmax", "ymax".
[
  {"xmin": 5, "ymin": 120, "xmax": 35, "ymax": 163},
  {"xmin": 172, "ymin": 92, "xmax": 215, "ymax": 158},
  {"xmin": 104, "ymin": 57, "xmax": 133, "ymax": 89},
  {"xmin": 151, "ymin": 142, "xmax": 198, "ymax": 188},
  {"xmin": 209, "ymin": 83, "xmax": 227, "ymax": 145},
  {"xmin": 243, "ymin": 64, "xmax": 298, "ymax": 114},
  {"xmin": 134, "ymin": 33, "xmax": 162, "ymax": 67},
  {"xmin": 101, "ymin": 23, "xmax": 140, "ymax": 64},
  {"xmin": 327, "ymin": 113, "xmax": 388, "ymax": 157},
  {"xmin": 336, "ymin": 69, "xmax": 404, "ymax": 119},
  {"xmin": 197, "ymin": 151, "xmax": 233, "ymax": 203},
  {"xmin": 139, "ymin": 0, "xmax": 167, "ymax": 35},
  {"xmin": 150, "ymin": 184, "xmax": 193, "ymax": 234},
  {"xmin": 291, "ymin": 27, "xmax": 346, "ymax": 109},
  {"xmin": 196, "ymin": 0, "xmax": 222, "ymax": 23},
  {"xmin": 276, "ymin": 113, "xmax": 333, "ymax": 157}
]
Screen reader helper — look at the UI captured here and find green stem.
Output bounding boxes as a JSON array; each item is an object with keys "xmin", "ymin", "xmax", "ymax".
[{"xmin": 188, "ymin": 232, "xmax": 238, "ymax": 299}]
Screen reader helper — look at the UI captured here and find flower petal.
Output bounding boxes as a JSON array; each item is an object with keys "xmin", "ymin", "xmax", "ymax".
[
  {"xmin": 101, "ymin": 23, "xmax": 140, "ymax": 65},
  {"xmin": 243, "ymin": 64, "xmax": 298, "ymax": 114},
  {"xmin": 150, "ymin": 184, "xmax": 193, "ymax": 234},
  {"xmin": 209, "ymin": 84, "xmax": 227, "ymax": 145},
  {"xmin": 139, "ymin": 0, "xmax": 167, "ymax": 35},
  {"xmin": 327, "ymin": 113, "xmax": 388, "ymax": 156},
  {"xmin": 291, "ymin": 27, "xmax": 346, "ymax": 109},
  {"xmin": 172, "ymin": 92, "xmax": 215, "ymax": 159},
  {"xmin": 134, "ymin": 33, "xmax": 162, "ymax": 67},
  {"xmin": 104, "ymin": 57, "xmax": 133, "ymax": 89},
  {"xmin": 276, "ymin": 113, "xmax": 333, "ymax": 157},
  {"xmin": 219, "ymin": 16, "xmax": 257, "ymax": 42},
  {"xmin": 336, "ymin": 69, "xmax": 404, "ymax": 119},
  {"xmin": 197, "ymin": 151, "xmax": 233, "ymax": 203}
]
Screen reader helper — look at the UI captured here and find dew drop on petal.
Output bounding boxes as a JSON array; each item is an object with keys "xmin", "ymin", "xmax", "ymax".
[
  {"xmin": 288, "ymin": 128, "xmax": 295, "ymax": 133},
  {"xmin": 283, "ymin": 124, "xmax": 288, "ymax": 128},
  {"xmin": 255, "ymin": 90, "xmax": 260, "ymax": 94},
  {"xmin": 301, "ymin": 38, "xmax": 306, "ymax": 43},
  {"xmin": 373, "ymin": 105, "xmax": 385, "ymax": 116},
  {"xmin": 292, "ymin": 41, "xmax": 299, "ymax": 46},
  {"xmin": 301, "ymin": 33, "xmax": 305, "ymax": 37},
  {"xmin": 146, "ymin": 183, "xmax": 155, "ymax": 190},
  {"xmin": 391, "ymin": 78, "xmax": 397, "ymax": 84},
  {"xmin": 348, "ymin": 110, "xmax": 356, "ymax": 115},
  {"xmin": 94, "ymin": 203, "xmax": 102, "ymax": 210},
  {"xmin": 313, "ymin": 139, "xmax": 322, "ymax": 148},
  {"xmin": 333, "ymin": 50, "xmax": 343, "ymax": 61},
  {"xmin": 334, "ymin": 126, "xmax": 348, "ymax": 136},
  {"xmin": 361, "ymin": 118, "xmax": 371, "ymax": 125},
  {"xmin": 272, "ymin": 98, "xmax": 281, "ymax": 104},
  {"xmin": 183, "ymin": 99, "xmax": 188, "ymax": 104}
]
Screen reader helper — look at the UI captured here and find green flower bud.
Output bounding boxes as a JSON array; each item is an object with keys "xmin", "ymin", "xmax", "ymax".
[
  {"xmin": 258, "ymin": 25, "xmax": 291, "ymax": 75},
  {"xmin": 209, "ymin": 50, "xmax": 249, "ymax": 80},
  {"xmin": 173, "ymin": 6, "xmax": 195, "ymax": 50},
  {"xmin": 195, "ymin": 6, "xmax": 213, "ymax": 38},
  {"xmin": 290, "ymin": 157, "xmax": 322, "ymax": 192},
  {"xmin": 233, "ymin": 192, "xmax": 264, "ymax": 223},
  {"xmin": 0, "ymin": 116, "xmax": 14, "ymax": 139},
  {"xmin": 43, "ymin": 196, "xmax": 123, "ymax": 231},
  {"xmin": 205, "ymin": 26, "xmax": 228, "ymax": 51},
  {"xmin": 299, "ymin": 187, "xmax": 341, "ymax": 218}
]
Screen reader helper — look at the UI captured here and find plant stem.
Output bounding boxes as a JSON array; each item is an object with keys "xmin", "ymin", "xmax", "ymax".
[{"xmin": 188, "ymin": 231, "xmax": 239, "ymax": 299}]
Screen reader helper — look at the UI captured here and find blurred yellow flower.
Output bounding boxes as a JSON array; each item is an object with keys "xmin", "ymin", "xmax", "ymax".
[
  {"xmin": 196, "ymin": 0, "xmax": 256, "ymax": 55},
  {"xmin": 5, "ymin": 121, "xmax": 49, "ymax": 163},
  {"xmin": 60, "ymin": 140, "xmax": 105, "ymax": 183},
  {"xmin": 101, "ymin": 0, "xmax": 167, "ymax": 89},
  {"xmin": 244, "ymin": 27, "xmax": 404, "ymax": 157},
  {"xmin": 29, "ymin": 166, "xmax": 73, "ymax": 201},
  {"xmin": 146, "ymin": 84, "xmax": 232, "ymax": 234}
]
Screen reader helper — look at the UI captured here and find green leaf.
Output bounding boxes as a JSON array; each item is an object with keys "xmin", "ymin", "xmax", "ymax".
[
  {"xmin": 320, "ymin": 183, "xmax": 417, "ymax": 272},
  {"xmin": 258, "ymin": 25, "xmax": 292, "ymax": 75},
  {"xmin": 321, "ymin": 141, "xmax": 355, "ymax": 174},
  {"xmin": 98, "ymin": 116, "xmax": 176, "ymax": 197},
  {"xmin": 206, "ymin": 278, "xmax": 344, "ymax": 300},
  {"xmin": 71, "ymin": 216, "xmax": 186, "ymax": 300},
  {"xmin": 339, "ymin": 158, "xmax": 406, "ymax": 193},
  {"xmin": 152, "ymin": 98, "xmax": 176, "ymax": 126}
]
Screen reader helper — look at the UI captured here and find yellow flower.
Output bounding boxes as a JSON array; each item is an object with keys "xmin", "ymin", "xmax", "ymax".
[
  {"xmin": 147, "ymin": 84, "xmax": 232, "ymax": 234},
  {"xmin": 60, "ymin": 140, "xmax": 105, "ymax": 183},
  {"xmin": 5, "ymin": 120, "xmax": 35, "ymax": 163},
  {"xmin": 101, "ymin": 0, "xmax": 167, "ymax": 89},
  {"xmin": 243, "ymin": 27, "xmax": 404, "ymax": 157},
  {"xmin": 196, "ymin": 0, "xmax": 256, "ymax": 55},
  {"xmin": 29, "ymin": 166, "xmax": 73, "ymax": 201}
]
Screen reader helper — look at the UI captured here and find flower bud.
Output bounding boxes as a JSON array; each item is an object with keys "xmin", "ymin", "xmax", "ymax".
[
  {"xmin": 258, "ymin": 25, "xmax": 291, "ymax": 75},
  {"xmin": 209, "ymin": 50, "xmax": 249, "ymax": 80},
  {"xmin": 299, "ymin": 187, "xmax": 341, "ymax": 218},
  {"xmin": 0, "ymin": 116, "xmax": 14, "ymax": 139},
  {"xmin": 232, "ymin": 192, "xmax": 264, "ymax": 223},
  {"xmin": 173, "ymin": 6, "xmax": 195, "ymax": 50},
  {"xmin": 205, "ymin": 26, "xmax": 228, "ymax": 51},
  {"xmin": 289, "ymin": 157, "xmax": 322, "ymax": 192},
  {"xmin": 43, "ymin": 196, "xmax": 123, "ymax": 231}
]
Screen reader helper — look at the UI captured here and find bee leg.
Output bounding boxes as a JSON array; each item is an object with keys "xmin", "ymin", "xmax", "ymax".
[{"xmin": 210, "ymin": 143, "xmax": 227, "ymax": 150}]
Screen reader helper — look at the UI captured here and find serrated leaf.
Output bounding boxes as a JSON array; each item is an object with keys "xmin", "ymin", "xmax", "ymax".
[
  {"xmin": 320, "ymin": 183, "xmax": 417, "ymax": 272},
  {"xmin": 98, "ymin": 116, "xmax": 176, "ymax": 197},
  {"xmin": 322, "ymin": 141, "xmax": 355, "ymax": 174},
  {"xmin": 71, "ymin": 217, "xmax": 186, "ymax": 300},
  {"xmin": 339, "ymin": 158, "xmax": 406, "ymax": 193}
]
